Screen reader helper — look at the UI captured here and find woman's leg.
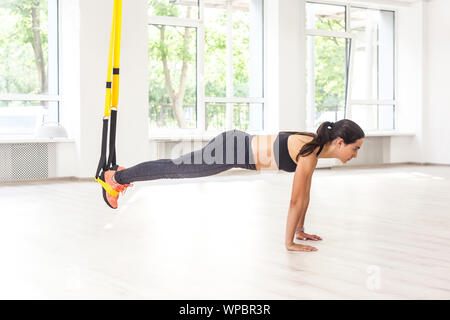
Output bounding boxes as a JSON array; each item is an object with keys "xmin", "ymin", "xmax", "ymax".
[{"xmin": 114, "ymin": 130, "xmax": 256, "ymax": 185}]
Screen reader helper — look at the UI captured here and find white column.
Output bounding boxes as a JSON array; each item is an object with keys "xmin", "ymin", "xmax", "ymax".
[
  {"xmin": 59, "ymin": 0, "xmax": 80, "ymax": 175},
  {"xmin": 226, "ymin": 0, "xmax": 233, "ymax": 129},
  {"xmin": 277, "ymin": 0, "xmax": 306, "ymax": 131},
  {"xmin": 264, "ymin": 0, "xmax": 279, "ymax": 133},
  {"xmin": 378, "ymin": 10, "xmax": 395, "ymax": 130},
  {"xmin": 47, "ymin": 0, "xmax": 59, "ymax": 123},
  {"xmin": 249, "ymin": 0, "xmax": 263, "ymax": 131},
  {"xmin": 306, "ymin": 4, "xmax": 315, "ymax": 131}
]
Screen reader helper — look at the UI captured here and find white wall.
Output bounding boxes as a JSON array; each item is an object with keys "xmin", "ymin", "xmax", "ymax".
[
  {"xmin": 390, "ymin": 0, "xmax": 425, "ymax": 164},
  {"xmin": 422, "ymin": 0, "xmax": 450, "ymax": 164}
]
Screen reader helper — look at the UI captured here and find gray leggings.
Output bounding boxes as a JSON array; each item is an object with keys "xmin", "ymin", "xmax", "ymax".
[{"xmin": 114, "ymin": 129, "xmax": 257, "ymax": 185}]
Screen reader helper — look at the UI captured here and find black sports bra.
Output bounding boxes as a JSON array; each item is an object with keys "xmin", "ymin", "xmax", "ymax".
[{"xmin": 273, "ymin": 132, "xmax": 324, "ymax": 172}]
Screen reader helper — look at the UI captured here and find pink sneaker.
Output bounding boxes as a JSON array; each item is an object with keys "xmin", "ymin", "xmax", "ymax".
[{"xmin": 100, "ymin": 166, "xmax": 133, "ymax": 209}]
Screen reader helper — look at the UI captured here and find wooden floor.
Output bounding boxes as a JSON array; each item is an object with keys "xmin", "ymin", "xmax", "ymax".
[{"xmin": 0, "ymin": 164, "xmax": 449, "ymax": 299}]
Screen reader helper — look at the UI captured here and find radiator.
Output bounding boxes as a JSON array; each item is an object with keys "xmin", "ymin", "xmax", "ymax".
[{"xmin": 0, "ymin": 143, "xmax": 56, "ymax": 182}]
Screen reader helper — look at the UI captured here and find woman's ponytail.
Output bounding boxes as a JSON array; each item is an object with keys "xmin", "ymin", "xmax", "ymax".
[
  {"xmin": 295, "ymin": 119, "xmax": 364, "ymax": 161},
  {"xmin": 296, "ymin": 121, "xmax": 334, "ymax": 160}
]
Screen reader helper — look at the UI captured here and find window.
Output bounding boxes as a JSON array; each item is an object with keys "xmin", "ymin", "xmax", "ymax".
[
  {"xmin": 306, "ymin": 1, "xmax": 396, "ymax": 132},
  {"xmin": 0, "ymin": 0, "xmax": 60, "ymax": 136},
  {"xmin": 148, "ymin": 0, "xmax": 264, "ymax": 135}
]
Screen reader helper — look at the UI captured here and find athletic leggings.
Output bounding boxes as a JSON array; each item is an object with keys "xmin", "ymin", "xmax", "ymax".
[{"xmin": 114, "ymin": 129, "xmax": 257, "ymax": 185}]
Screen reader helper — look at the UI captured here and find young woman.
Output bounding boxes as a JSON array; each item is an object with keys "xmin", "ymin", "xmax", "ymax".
[{"xmin": 101, "ymin": 119, "xmax": 365, "ymax": 252}]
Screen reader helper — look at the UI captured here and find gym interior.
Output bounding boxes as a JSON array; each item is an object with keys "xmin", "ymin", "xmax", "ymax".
[{"xmin": 0, "ymin": 0, "xmax": 449, "ymax": 299}]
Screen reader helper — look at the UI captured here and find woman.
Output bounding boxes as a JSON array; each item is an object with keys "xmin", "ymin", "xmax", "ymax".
[{"xmin": 101, "ymin": 119, "xmax": 365, "ymax": 252}]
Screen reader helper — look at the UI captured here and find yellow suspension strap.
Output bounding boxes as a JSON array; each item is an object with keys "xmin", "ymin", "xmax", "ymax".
[
  {"xmin": 95, "ymin": 0, "xmax": 122, "ymax": 197},
  {"xmin": 107, "ymin": 0, "xmax": 122, "ymax": 170}
]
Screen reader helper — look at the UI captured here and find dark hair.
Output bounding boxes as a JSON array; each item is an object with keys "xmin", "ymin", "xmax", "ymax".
[{"xmin": 280, "ymin": 119, "xmax": 365, "ymax": 161}]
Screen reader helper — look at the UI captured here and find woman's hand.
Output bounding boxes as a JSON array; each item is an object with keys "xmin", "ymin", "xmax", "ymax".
[
  {"xmin": 285, "ymin": 242, "xmax": 318, "ymax": 252},
  {"xmin": 295, "ymin": 231, "xmax": 322, "ymax": 241}
]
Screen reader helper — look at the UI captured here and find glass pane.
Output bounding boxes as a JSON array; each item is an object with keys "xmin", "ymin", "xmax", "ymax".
[
  {"xmin": 232, "ymin": 0, "xmax": 263, "ymax": 98},
  {"xmin": 379, "ymin": 11, "xmax": 395, "ymax": 100},
  {"xmin": 206, "ymin": 102, "xmax": 226, "ymax": 131},
  {"xmin": 350, "ymin": 8, "xmax": 395, "ymax": 100},
  {"xmin": 206, "ymin": 102, "xmax": 264, "ymax": 131},
  {"xmin": 350, "ymin": 104, "xmax": 377, "ymax": 131},
  {"xmin": 205, "ymin": 0, "xmax": 263, "ymax": 98},
  {"xmin": 204, "ymin": 3, "xmax": 226, "ymax": 97},
  {"xmin": 148, "ymin": 24, "xmax": 197, "ymax": 129},
  {"xmin": 0, "ymin": 0, "xmax": 58, "ymax": 95},
  {"xmin": 306, "ymin": 2, "xmax": 346, "ymax": 31},
  {"xmin": 0, "ymin": 100, "xmax": 59, "ymax": 135},
  {"xmin": 233, "ymin": 102, "xmax": 263, "ymax": 131},
  {"xmin": 148, "ymin": 0, "xmax": 199, "ymax": 19},
  {"xmin": 379, "ymin": 104, "xmax": 394, "ymax": 130},
  {"xmin": 306, "ymin": 35, "xmax": 347, "ymax": 128}
]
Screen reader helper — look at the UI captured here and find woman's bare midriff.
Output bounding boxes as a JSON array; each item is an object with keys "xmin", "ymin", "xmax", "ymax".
[{"xmin": 251, "ymin": 134, "xmax": 314, "ymax": 171}]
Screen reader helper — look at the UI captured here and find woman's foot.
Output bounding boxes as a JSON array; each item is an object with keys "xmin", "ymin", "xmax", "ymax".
[{"xmin": 101, "ymin": 166, "xmax": 133, "ymax": 209}]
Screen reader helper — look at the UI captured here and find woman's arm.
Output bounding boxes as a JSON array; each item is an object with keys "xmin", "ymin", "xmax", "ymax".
[
  {"xmin": 296, "ymin": 177, "xmax": 311, "ymax": 230},
  {"xmin": 285, "ymin": 154, "xmax": 317, "ymax": 252}
]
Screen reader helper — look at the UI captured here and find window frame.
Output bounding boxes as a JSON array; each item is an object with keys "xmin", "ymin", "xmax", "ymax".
[
  {"xmin": 305, "ymin": 0, "xmax": 398, "ymax": 132},
  {"xmin": 148, "ymin": 0, "xmax": 266, "ymax": 137},
  {"xmin": 0, "ymin": 0, "xmax": 61, "ymax": 135}
]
